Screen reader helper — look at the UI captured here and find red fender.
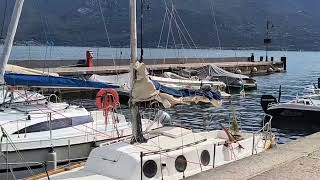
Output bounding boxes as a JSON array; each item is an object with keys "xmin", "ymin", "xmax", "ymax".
[{"xmin": 96, "ymin": 89, "xmax": 120, "ymax": 112}]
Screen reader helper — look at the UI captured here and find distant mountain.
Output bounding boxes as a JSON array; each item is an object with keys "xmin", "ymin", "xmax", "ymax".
[{"xmin": 0, "ymin": 0, "xmax": 320, "ymax": 50}]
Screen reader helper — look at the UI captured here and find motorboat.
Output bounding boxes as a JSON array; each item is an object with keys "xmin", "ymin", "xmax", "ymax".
[
  {"xmin": 261, "ymin": 86, "xmax": 320, "ymax": 123},
  {"xmin": 262, "ymin": 95, "xmax": 320, "ymax": 120}
]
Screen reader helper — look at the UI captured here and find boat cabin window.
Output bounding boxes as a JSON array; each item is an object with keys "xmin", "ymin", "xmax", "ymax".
[{"xmin": 13, "ymin": 115, "xmax": 93, "ymax": 134}]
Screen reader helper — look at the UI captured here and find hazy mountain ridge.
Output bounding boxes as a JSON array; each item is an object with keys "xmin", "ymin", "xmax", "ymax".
[{"xmin": 0, "ymin": 0, "xmax": 319, "ymax": 50}]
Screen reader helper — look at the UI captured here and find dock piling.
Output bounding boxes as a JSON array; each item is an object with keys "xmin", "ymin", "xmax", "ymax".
[
  {"xmin": 281, "ymin": 57, "xmax": 287, "ymax": 71},
  {"xmin": 260, "ymin": 56, "xmax": 263, "ymax": 61}
]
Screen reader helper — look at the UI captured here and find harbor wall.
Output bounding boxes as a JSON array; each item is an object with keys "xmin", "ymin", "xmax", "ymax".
[{"xmin": 9, "ymin": 57, "xmax": 285, "ymax": 76}]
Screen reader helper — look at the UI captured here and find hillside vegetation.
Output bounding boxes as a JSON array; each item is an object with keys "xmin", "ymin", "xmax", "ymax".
[{"xmin": 0, "ymin": 0, "xmax": 319, "ymax": 50}]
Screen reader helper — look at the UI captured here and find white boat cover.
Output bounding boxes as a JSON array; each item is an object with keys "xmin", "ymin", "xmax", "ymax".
[
  {"xmin": 194, "ymin": 64, "xmax": 249, "ymax": 80},
  {"xmin": 163, "ymin": 72, "xmax": 189, "ymax": 80}
]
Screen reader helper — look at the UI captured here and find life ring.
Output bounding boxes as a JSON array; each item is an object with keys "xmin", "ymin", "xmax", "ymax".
[{"xmin": 96, "ymin": 89, "xmax": 120, "ymax": 112}]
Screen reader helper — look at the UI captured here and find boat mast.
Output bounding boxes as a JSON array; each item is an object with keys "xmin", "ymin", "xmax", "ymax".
[
  {"xmin": 264, "ymin": 20, "xmax": 272, "ymax": 61},
  {"xmin": 130, "ymin": 0, "xmax": 145, "ymax": 143},
  {"xmin": 139, "ymin": 0, "xmax": 144, "ymax": 62},
  {"xmin": 0, "ymin": 0, "xmax": 25, "ymax": 84}
]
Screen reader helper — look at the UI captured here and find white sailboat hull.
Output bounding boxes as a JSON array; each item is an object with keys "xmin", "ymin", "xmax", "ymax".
[
  {"xmin": 150, "ymin": 76, "xmax": 226, "ymax": 90},
  {"xmin": 48, "ymin": 127, "xmax": 272, "ymax": 180},
  {"xmin": 150, "ymin": 76, "xmax": 230, "ymax": 97}
]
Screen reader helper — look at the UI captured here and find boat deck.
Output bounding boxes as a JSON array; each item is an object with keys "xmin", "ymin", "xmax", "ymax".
[{"xmin": 186, "ymin": 131, "xmax": 320, "ymax": 180}]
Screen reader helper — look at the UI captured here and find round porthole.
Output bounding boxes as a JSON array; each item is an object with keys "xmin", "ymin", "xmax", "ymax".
[
  {"xmin": 175, "ymin": 155, "xmax": 187, "ymax": 172},
  {"xmin": 200, "ymin": 150, "xmax": 210, "ymax": 166},
  {"xmin": 143, "ymin": 160, "xmax": 157, "ymax": 178}
]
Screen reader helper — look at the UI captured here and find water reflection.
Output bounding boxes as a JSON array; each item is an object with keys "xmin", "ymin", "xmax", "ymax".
[{"xmin": 66, "ymin": 50, "xmax": 320, "ymax": 144}]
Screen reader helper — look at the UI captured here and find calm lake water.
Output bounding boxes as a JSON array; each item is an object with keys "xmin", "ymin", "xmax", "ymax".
[{"xmin": 3, "ymin": 46, "xmax": 320, "ymax": 144}]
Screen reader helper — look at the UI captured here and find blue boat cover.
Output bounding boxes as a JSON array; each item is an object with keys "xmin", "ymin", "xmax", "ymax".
[
  {"xmin": 4, "ymin": 73, "xmax": 119, "ymax": 89},
  {"xmin": 152, "ymin": 80, "xmax": 221, "ymax": 101}
]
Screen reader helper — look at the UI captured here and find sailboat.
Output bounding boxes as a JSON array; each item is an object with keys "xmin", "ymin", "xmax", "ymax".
[
  {"xmin": 149, "ymin": 74, "xmax": 230, "ymax": 97},
  {"xmin": 174, "ymin": 64, "xmax": 257, "ymax": 91},
  {"xmin": 41, "ymin": 0, "xmax": 274, "ymax": 179},
  {"xmin": 88, "ymin": 0, "xmax": 231, "ymax": 99},
  {"xmin": 0, "ymin": 1, "xmax": 161, "ymax": 179}
]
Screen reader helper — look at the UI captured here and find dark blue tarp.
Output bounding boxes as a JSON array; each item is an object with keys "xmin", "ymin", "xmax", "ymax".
[
  {"xmin": 4, "ymin": 73, "xmax": 119, "ymax": 89},
  {"xmin": 152, "ymin": 80, "xmax": 221, "ymax": 101}
]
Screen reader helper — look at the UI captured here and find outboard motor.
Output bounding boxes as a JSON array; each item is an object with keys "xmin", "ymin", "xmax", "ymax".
[{"xmin": 260, "ymin": 95, "xmax": 277, "ymax": 113}]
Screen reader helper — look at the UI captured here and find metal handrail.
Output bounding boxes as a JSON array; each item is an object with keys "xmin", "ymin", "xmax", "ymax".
[{"xmin": 48, "ymin": 94, "xmax": 59, "ymax": 103}]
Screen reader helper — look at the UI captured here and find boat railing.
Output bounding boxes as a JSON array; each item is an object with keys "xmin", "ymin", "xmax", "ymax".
[
  {"xmin": 257, "ymin": 115, "xmax": 272, "ymax": 134},
  {"xmin": 48, "ymin": 94, "xmax": 59, "ymax": 103}
]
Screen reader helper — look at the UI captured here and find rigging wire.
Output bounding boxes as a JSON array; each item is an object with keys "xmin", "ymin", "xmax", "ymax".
[
  {"xmin": 164, "ymin": 5, "xmax": 174, "ymax": 60},
  {"xmin": 170, "ymin": 9, "xmax": 192, "ymax": 49},
  {"xmin": 155, "ymin": 7, "xmax": 169, "ymax": 75},
  {"xmin": 210, "ymin": 0, "xmax": 222, "ymax": 50},
  {"xmin": 168, "ymin": 5, "xmax": 177, "ymax": 50},
  {"xmin": 31, "ymin": 0, "xmax": 51, "ymax": 72},
  {"xmin": 162, "ymin": 0, "xmax": 189, "ymax": 66},
  {"xmin": 157, "ymin": 8, "xmax": 168, "ymax": 48},
  {"xmin": 98, "ymin": 0, "xmax": 117, "ymax": 72},
  {"xmin": 98, "ymin": 0, "xmax": 112, "ymax": 49},
  {"xmin": 140, "ymin": 0, "xmax": 144, "ymax": 62},
  {"xmin": 172, "ymin": 6, "xmax": 197, "ymax": 49},
  {"xmin": 169, "ymin": 6, "xmax": 191, "ymax": 63},
  {"xmin": 161, "ymin": 0, "xmax": 204, "ymax": 67},
  {"xmin": 0, "ymin": 0, "xmax": 8, "ymax": 39},
  {"xmin": 163, "ymin": 0, "xmax": 206, "ymax": 64},
  {"xmin": 1, "ymin": 126, "xmax": 35, "ymax": 177}
]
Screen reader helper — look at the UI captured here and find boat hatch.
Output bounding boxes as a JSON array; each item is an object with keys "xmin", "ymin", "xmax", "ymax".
[{"xmin": 149, "ymin": 126, "xmax": 192, "ymax": 138}]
